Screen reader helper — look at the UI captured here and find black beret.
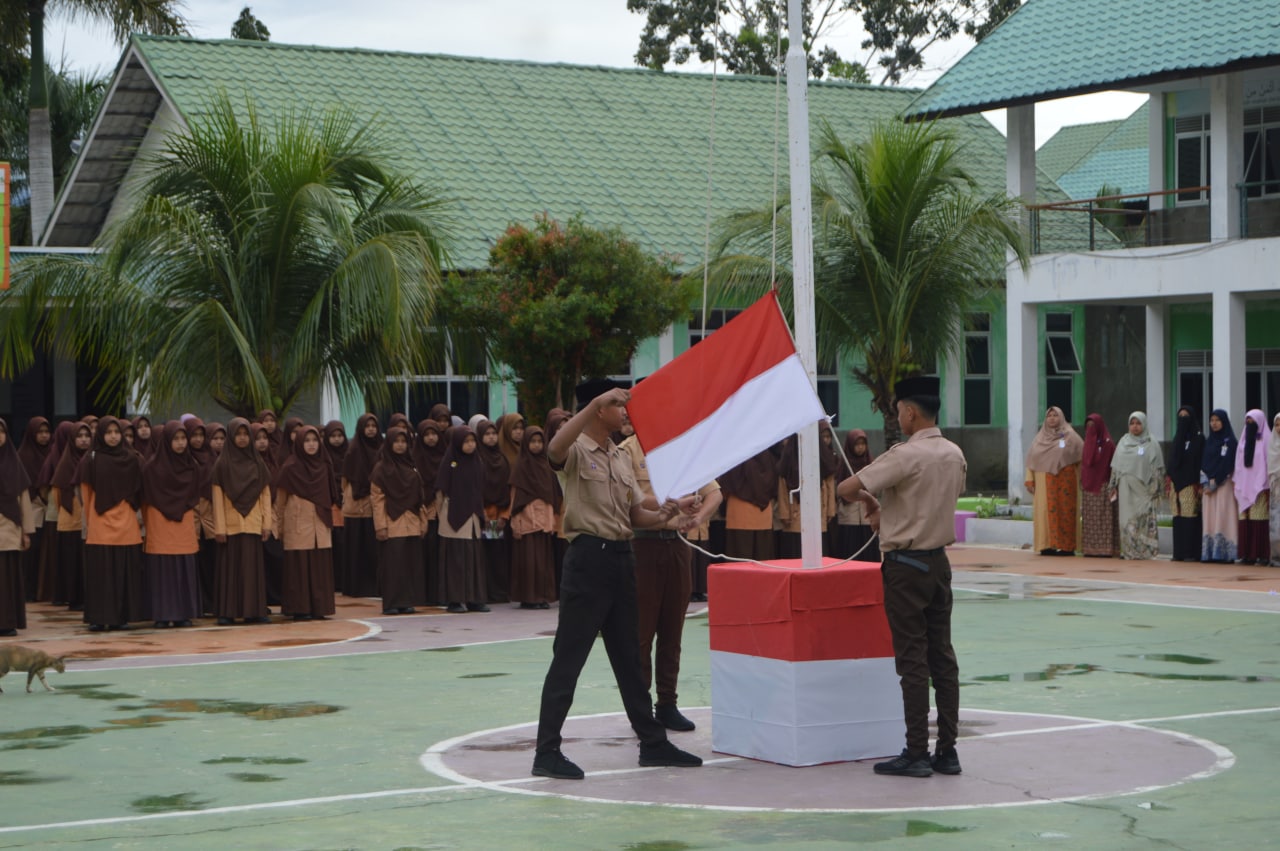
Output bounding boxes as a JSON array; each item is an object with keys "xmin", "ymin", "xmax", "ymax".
[
  {"xmin": 893, "ymin": 375, "xmax": 940, "ymax": 403},
  {"xmin": 574, "ymin": 378, "xmax": 622, "ymax": 408}
]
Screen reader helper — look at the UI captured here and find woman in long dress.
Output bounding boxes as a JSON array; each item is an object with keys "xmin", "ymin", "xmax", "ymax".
[
  {"xmin": 370, "ymin": 425, "xmax": 428, "ymax": 614},
  {"xmin": 508, "ymin": 426, "xmax": 560, "ymax": 608},
  {"xmin": 1025, "ymin": 406, "xmax": 1083, "ymax": 556},
  {"xmin": 1108, "ymin": 411, "xmax": 1165, "ymax": 560},
  {"xmin": 50, "ymin": 421, "xmax": 92, "ymax": 609},
  {"xmin": 835, "ymin": 429, "xmax": 880, "ymax": 561},
  {"xmin": 274, "ymin": 425, "xmax": 338, "ymax": 620},
  {"xmin": 432, "ymin": 426, "xmax": 489, "ymax": 613},
  {"xmin": 1166, "ymin": 406, "xmax": 1204, "ymax": 561},
  {"xmin": 141, "ymin": 420, "xmax": 201, "ymax": 628},
  {"xmin": 475, "ymin": 419, "xmax": 512, "ymax": 603},
  {"xmin": 1080, "ymin": 413, "xmax": 1119, "ymax": 557},
  {"xmin": 1234, "ymin": 409, "xmax": 1271, "ymax": 565},
  {"xmin": 1200, "ymin": 409, "xmax": 1238, "ymax": 562},
  {"xmin": 1269, "ymin": 413, "xmax": 1280, "ymax": 566},
  {"xmin": 78, "ymin": 416, "xmax": 146, "ymax": 631},
  {"xmin": 0, "ymin": 419, "xmax": 35, "ymax": 636},
  {"xmin": 210, "ymin": 418, "xmax": 273, "ymax": 625},
  {"xmin": 16, "ymin": 417, "xmax": 50, "ymax": 601},
  {"xmin": 341, "ymin": 413, "xmax": 383, "ymax": 598}
]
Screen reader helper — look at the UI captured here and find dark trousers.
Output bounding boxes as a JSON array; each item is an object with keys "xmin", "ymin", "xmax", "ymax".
[
  {"xmin": 633, "ymin": 536, "xmax": 691, "ymax": 707},
  {"xmin": 535, "ymin": 535, "xmax": 667, "ymax": 754},
  {"xmin": 881, "ymin": 550, "xmax": 960, "ymax": 756}
]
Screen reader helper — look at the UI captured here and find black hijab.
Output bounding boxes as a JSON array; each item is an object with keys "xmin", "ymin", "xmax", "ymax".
[
  {"xmin": 1201, "ymin": 408, "xmax": 1237, "ymax": 485},
  {"xmin": 1168, "ymin": 406, "xmax": 1205, "ymax": 490}
]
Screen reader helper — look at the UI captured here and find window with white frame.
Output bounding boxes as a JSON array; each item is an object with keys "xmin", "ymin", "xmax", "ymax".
[
  {"xmin": 1174, "ymin": 114, "xmax": 1210, "ymax": 204},
  {"xmin": 963, "ymin": 312, "xmax": 991, "ymax": 426},
  {"xmin": 1244, "ymin": 106, "xmax": 1280, "ymax": 198},
  {"xmin": 1044, "ymin": 312, "xmax": 1082, "ymax": 423},
  {"xmin": 1246, "ymin": 348, "xmax": 1280, "ymax": 415},
  {"xmin": 1176, "ymin": 350, "xmax": 1213, "ymax": 434},
  {"xmin": 688, "ymin": 308, "xmax": 743, "ymax": 347},
  {"xmin": 380, "ymin": 331, "xmax": 490, "ymax": 422}
]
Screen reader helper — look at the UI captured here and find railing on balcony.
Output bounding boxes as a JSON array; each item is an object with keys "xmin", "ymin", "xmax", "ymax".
[{"xmin": 1238, "ymin": 180, "xmax": 1280, "ymax": 238}]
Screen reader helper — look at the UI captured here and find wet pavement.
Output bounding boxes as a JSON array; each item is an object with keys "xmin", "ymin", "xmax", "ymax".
[{"xmin": 1, "ymin": 545, "xmax": 1278, "ymax": 849}]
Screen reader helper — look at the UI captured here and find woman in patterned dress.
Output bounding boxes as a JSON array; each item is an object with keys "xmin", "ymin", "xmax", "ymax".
[
  {"xmin": 1024, "ymin": 406, "xmax": 1083, "ymax": 556},
  {"xmin": 1108, "ymin": 412, "xmax": 1165, "ymax": 560},
  {"xmin": 1200, "ymin": 409, "xmax": 1238, "ymax": 562},
  {"xmin": 1166, "ymin": 406, "xmax": 1204, "ymax": 561},
  {"xmin": 1079, "ymin": 413, "xmax": 1119, "ymax": 557}
]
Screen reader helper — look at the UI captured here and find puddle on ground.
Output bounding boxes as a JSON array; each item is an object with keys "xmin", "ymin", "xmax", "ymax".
[
  {"xmin": 131, "ymin": 792, "xmax": 210, "ymax": 813},
  {"xmin": 461, "ymin": 738, "xmax": 535, "ymax": 752},
  {"xmin": 202, "ymin": 756, "xmax": 307, "ymax": 765},
  {"xmin": 969, "ymin": 660, "xmax": 1272, "ymax": 685},
  {"xmin": 905, "ymin": 820, "xmax": 973, "ymax": 836},
  {"xmin": 103, "ymin": 714, "xmax": 183, "ymax": 728},
  {"xmin": 262, "ymin": 639, "xmax": 324, "ymax": 648},
  {"xmin": 1057, "ymin": 612, "xmax": 1091, "ymax": 616},
  {"xmin": 424, "ymin": 646, "xmax": 463, "ymax": 652},
  {"xmin": 0, "ymin": 769, "xmax": 68, "ymax": 785},
  {"xmin": 227, "ymin": 771, "xmax": 284, "ymax": 782},
  {"xmin": 622, "ymin": 842, "xmax": 695, "ymax": 851},
  {"xmin": 972, "ymin": 664, "xmax": 1099, "ymax": 683},
  {"xmin": 1126, "ymin": 624, "xmax": 1155, "ymax": 629},
  {"xmin": 59, "ymin": 683, "xmax": 140, "ymax": 700},
  {"xmin": 1122, "ymin": 653, "xmax": 1217, "ymax": 665},
  {"xmin": 458, "ymin": 672, "xmax": 509, "ymax": 679},
  {"xmin": 146, "ymin": 698, "xmax": 342, "ymax": 720}
]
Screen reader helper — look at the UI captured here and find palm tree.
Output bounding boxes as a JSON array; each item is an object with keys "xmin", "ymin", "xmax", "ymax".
[
  {"xmin": 706, "ymin": 118, "xmax": 1029, "ymax": 444},
  {"xmin": 0, "ymin": 94, "xmax": 455, "ymax": 417},
  {"xmin": 6, "ymin": 0, "xmax": 188, "ymax": 244}
]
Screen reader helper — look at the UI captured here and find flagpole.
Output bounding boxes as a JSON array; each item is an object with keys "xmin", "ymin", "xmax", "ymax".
[{"xmin": 785, "ymin": 0, "xmax": 824, "ymax": 569}]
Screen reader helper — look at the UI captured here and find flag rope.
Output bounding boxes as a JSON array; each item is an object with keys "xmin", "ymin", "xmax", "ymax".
[{"xmin": 677, "ymin": 529, "xmax": 880, "ymax": 568}]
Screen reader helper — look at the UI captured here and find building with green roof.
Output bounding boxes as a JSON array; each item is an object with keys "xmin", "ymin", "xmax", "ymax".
[{"xmin": 1037, "ymin": 118, "xmax": 1124, "ymax": 183}]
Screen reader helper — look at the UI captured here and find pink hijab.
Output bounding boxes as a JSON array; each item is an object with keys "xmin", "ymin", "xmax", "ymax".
[{"xmin": 1233, "ymin": 409, "xmax": 1271, "ymax": 511}]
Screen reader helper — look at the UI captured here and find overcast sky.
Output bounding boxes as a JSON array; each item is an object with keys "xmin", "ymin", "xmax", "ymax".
[{"xmin": 46, "ymin": 0, "xmax": 1144, "ymax": 148}]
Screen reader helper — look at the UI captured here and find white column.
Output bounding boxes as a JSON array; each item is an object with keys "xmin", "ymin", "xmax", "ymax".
[
  {"xmin": 319, "ymin": 371, "xmax": 341, "ymax": 424},
  {"xmin": 657, "ymin": 326, "xmax": 675, "ymax": 365},
  {"xmin": 1212, "ymin": 289, "xmax": 1246, "ymax": 418},
  {"xmin": 1006, "ymin": 105, "xmax": 1036, "ymax": 206},
  {"xmin": 1147, "ymin": 93, "xmax": 1165, "ymax": 199},
  {"xmin": 1209, "ymin": 73, "xmax": 1243, "ymax": 241},
  {"xmin": 942, "ymin": 346, "xmax": 962, "ymax": 429},
  {"xmin": 1006, "ymin": 298, "xmax": 1038, "ymax": 499},
  {"xmin": 1144, "ymin": 304, "xmax": 1168, "ymax": 440}
]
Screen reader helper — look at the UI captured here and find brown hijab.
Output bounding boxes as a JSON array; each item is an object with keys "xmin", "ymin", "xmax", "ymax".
[
  {"xmin": 322, "ymin": 420, "xmax": 348, "ymax": 473},
  {"xmin": 257, "ymin": 409, "xmax": 283, "ymax": 455},
  {"xmin": 131, "ymin": 415, "xmax": 160, "ymax": 461},
  {"xmin": 51, "ymin": 422, "xmax": 92, "ymax": 513},
  {"xmin": 206, "ymin": 422, "xmax": 227, "ymax": 459},
  {"xmin": 342, "ymin": 413, "xmax": 383, "ymax": 500},
  {"xmin": 475, "ymin": 420, "xmax": 511, "ymax": 508},
  {"xmin": 413, "ymin": 420, "xmax": 447, "ymax": 486},
  {"xmin": 434, "ymin": 425, "xmax": 484, "ymax": 531},
  {"xmin": 77, "ymin": 416, "xmax": 143, "ymax": 515},
  {"xmin": 17, "ymin": 416, "xmax": 50, "ymax": 501},
  {"xmin": 211, "ymin": 418, "xmax": 273, "ymax": 517},
  {"xmin": 721, "ymin": 448, "xmax": 778, "ymax": 510},
  {"xmin": 0, "ymin": 419, "xmax": 30, "ymax": 527},
  {"xmin": 838, "ymin": 429, "xmax": 874, "ymax": 482},
  {"xmin": 277, "ymin": 416, "xmax": 304, "ymax": 465},
  {"xmin": 510, "ymin": 426, "xmax": 561, "ymax": 517},
  {"xmin": 182, "ymin": 416, "xmax": 216, "ymax": 500},
  {"xmin": 496, "ymin": 413, "xmax": 524, "ymax": 467},
  {"xmin": 142, "ymin": 421, "xmax": 200, "ymax": 522},
  {"xmin": 544, "ymin": 408, "xmax": 571, "ymax": 445},
  {"xmin": 369, "ymin": 426, "xmax": 424, "ymax": 521},
  {"xmin": 275, "ymin": 425, "xmax": 339, "ymax": 527},
  {"xmin": 39, "ymin": 420, "xmax": 76, "ymax": 490},
  {"xmin": 1025, "ymin": 406, "xmax": 1085, "ymax": 476}
]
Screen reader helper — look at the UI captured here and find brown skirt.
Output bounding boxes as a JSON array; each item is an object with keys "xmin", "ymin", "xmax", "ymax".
[
  {"xmin": 214, "ymin": 533, "xmax": 268, "ymax": 620},
  {"xmin": 21, "ymin": 526, "xmax": 41, "ymax": 602},
  {"xmin": 53, "ymin": 529, "xmax": 83, "ymax": 607},
  {"xmin": 436, "ymin": 536, "xmax": 486, "ymax": 605},
  {"xmin": 83, "ymin": 543, "xmax": 146, "ymax": 627},
  {"xmin": 146, "ymin": 553, "xmax": 200, "ymax": 622},
  {"xmin": 282, "ymin": 549, "xmax": 336, "ymax": 617},
  {"xmin": 509, "ymin": 531, "xmax": 557, "ymax": 605},
  {"xmin": 0, "ymin": 550, "xmax": 27, "ymax": 630},
  {"xmin": 344, "ymin": 516, "xmax": 379, "ymax": 598},
  {"xmin": 35, "ymin": 519, "xmax": 57, "ymax": 602},
  {"xmin": 724, "ymin": 528, "xmax": 775, "ymax": 561},
  {"xmin": 378, "ymin": 536, "xmax": 426, "ymax": 610}
]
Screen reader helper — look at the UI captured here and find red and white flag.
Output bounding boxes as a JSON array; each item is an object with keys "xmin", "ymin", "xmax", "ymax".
[{"xmin": 628, "ymin": 291, "xmax": 827, "ymax": 501}]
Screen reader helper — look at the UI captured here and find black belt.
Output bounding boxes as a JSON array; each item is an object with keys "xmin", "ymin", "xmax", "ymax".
[
  {"xmin": 571, "ymin": 534, "xmax": 633, "ymax": 553},
  {"xmin": 884, "ymin": 547, "xmax": 945, "ymax": 573},
  {"xmin": 632, "ymin": 529, "xmax": 679, "ymax": 540}
]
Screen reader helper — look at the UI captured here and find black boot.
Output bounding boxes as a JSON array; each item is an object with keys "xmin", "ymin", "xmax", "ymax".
[{"xmin": 655, "ymin": 703, "xmax": 696, "ymax": 732}]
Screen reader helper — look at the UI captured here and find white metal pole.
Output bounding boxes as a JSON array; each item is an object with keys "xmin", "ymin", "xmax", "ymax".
[{"xmin": 785, "ymin": 0, "xmax": 825, "ymax": 569}]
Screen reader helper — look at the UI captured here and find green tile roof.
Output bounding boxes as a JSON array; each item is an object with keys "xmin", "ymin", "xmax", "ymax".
[
  {"xmin": 119, "ymin": 36, "xmax": 1069, "ymax": 267},
  {"xmin": 906, "ymin": 0, "xmax": 1280, "ymax": 119},
  {"xmin": 1056, "ymin": 102, "xmax": 1150, "ymax": 199},
  {"xmin": 1036, "ymin": 119, "xmax": 1121, "ymax": 180}
]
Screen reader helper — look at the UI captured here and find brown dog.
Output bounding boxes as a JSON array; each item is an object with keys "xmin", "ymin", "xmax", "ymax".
[{"xmin": 0, "ymin": 645, "xmax": 67, "ymax": 694}]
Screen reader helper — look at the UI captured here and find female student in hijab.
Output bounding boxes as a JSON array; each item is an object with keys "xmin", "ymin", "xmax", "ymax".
[
  {"xmin": 369, "ymin": 425, "xmax": 428, "ymax": 614},
  {"xmin": 78, "ymin": 416, "xmax": 145, "ymax": 631},
  {"xmin": 210, "ymin": 418, "xmax": 274, "ymax": 625},
  {"xmin": 496, "ymin": 413, "xmax": 525, "ymax": 469},
  {"xmin": 428, "ymin": 404, "xmax": 452, "ymax": 433},
  {"xmin": 719, "ymin": 449, "xmax": 777, "ymax": 560},
  {"xmin": 836, "ymin": 429, "xmax": 881, "ymax": 561},
  {"xmin": 132, "ymin": 415, "xmax": 158, "ymax": 461},
  {"xmin": 1024, "ymin": 406, "xmax": 1084, "ymax": 556},
  {"xmin": 413, "ymin": 420, "xmax": 446, "ymax": 604},
  {"xmin": 206, "ymin": 422, "xmax": 227, "ymax": 457},
  {"xmin": 277, "ymin": 417, "xmax": 304, "ymax": 466},
  {"xmin": 1108, "ymin": 411, "xmax": 1166, "ymax": 560},
  {"xmin": 322, "ymin": 421, "xmax": 348, "ymax": 592},
  {"xmin": 0, "ymin": 419, "xmax": 36, "ymax": 635},
  {"xmin": 1200, "ymin": 409, "xmax": 1239, "ymax": 562},
  {"xmin": 543, "ymin": 408, "xmax": 572, "ymax": 591},
  {"xmin": 50, "ymin": 421, "xmax": 92, "ymax": 609},
  {"xmin": 341, "ymin": 413, "xmax": 383, "ymax": 598},
  {"xmin": 256, "ymin": 409, "xmax": 283, "ymax": 457},
  {"xmin": 432, "ymin": 425, "xmax": 490, "ymax": 614},
  {"xmin": 141, "ymin": 421, "xmax": 201, "ymax": 628},
  {"xmin": 1234, "ymin": 409, "xmax": 1272, "ymax": 565},
  {"xmin": 252, "ymin": 423, "xmax": 285, "ymax": 607},
  {"xmin": 274, "ymin": 425, "xmax": 339, "ymax": 620},
  {"xmin": 508, "ymin": 426, "xmax": 561, "ymax": 609},
  {"xmin": 775, "ymin": 435, "xmax": 804, "ymax": 559},
  {"xmin": 182, "ymin": 416, "xmax": 219, "ymax": 614},
  {"xmin": 476, "ymin": 419, "xmax": 512, "ymax": 603},
  {"xmin": 1080, "ymin": 413, "xmax": 1119, "ymax": 557},
  {"xmin": 16, "ymin": 417, "xmax": 50, "ymax": 601},
  {"xmin": 1269, "ymin": 413, "xmax": 1280, "ymax": 566},
  {"xmin": 34, "ymin": 420, "xmax": 74, "ymax": 602},
  {"xmin": 1166, "ymin": 406, "xmax": 1205, "ymax": 561}
]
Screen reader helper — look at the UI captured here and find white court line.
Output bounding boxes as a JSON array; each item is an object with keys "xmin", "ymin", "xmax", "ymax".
[{"xmin": 953, "ymin": 571, "xmax": 1280, "ymax": 615}]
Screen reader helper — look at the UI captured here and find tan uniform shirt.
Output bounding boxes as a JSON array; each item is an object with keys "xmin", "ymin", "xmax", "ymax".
[
  {"xmin": 275, "ymin": 492, "xmax": 333, "ymax": 551},
  {"xmin": 619, "ymin": 436, "xmax": 721, "ymax": 531},
  {"xmin": 855, "ymin": 426, "xmax": 967, "ymax": 552},
  {"xmin": 0, "ymin": 492, "xmax": 37, "ymax": 550},
  {"xmin": 370, "ymin": 484, "xmax": 429, "ymax": 538},
  {"xmin": 561, "ymin": 433, "xmax": 645, "ymax": 542},
  {"xmin": 211, "ymin": 484, "xmax": 274, "ymax": 537},
  {"xmin": 435, "ymin": 495, "xmax": 481, "ymax": 540},
  {"xmin": 81, "ymin": 485, "xmax": 143, "ymax": 546},
  {"xmin": 341, "ymin": 481, "xmax": 373, "ymax": 519}
]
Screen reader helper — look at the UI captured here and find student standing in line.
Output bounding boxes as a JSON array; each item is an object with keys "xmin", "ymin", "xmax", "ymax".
[
  {"xmin": 206, "ymin": 422, "xmax": 227, "ymax": 457},
  {"xmin": 141, "ymin": 420, "xmax": 201, "ymax": 628},
  {"xmin": 276, "ymin": 417, "xmax": 304, "ymax": 466},
  {"xmin": 275, "ymin": 425, "xmax": 338, "ymax": 621},
  {"xmin": 775, "ymin": 434, "xmax": 803, "ymax": 559},
  {"xmin": 433, "ymin": 426, "xmax": 490, "ymax": 613},
  {"xmin": 1079, "ymin": 413, "xmax": 1120, "ymax": 558},
  {"xmin": 1269, "ymin": 413, "xmax": 1280, "ymax": 566},
  {"xmin": 428, "ymin": 404, "xmax": 452, "ymax": 434},
  {"xmin": 34, "ymin": 420, "xmax": 74, "ymax": 602},
  {"xmin": 1234, "ymin": 409, "xmax": 1271, "ymax": 565},
  {"xmin": 78, "ymin": 416, "xmax": 145, "ymax": 632},
  {"xmin": 413, "ymin": 420, "xmax": 446, "ymax": 603},
  {"xmin": 210, "ymin": 418, "xmax": 273, "ymax": 625},
  {"xmin": 251, "ymin": 422, "xmax": 284, "ymax": 607},
  {"xmin": 257, "ymin": 409, "xmax": 283, "ymax": 458},
  {"xmin": 719, "ymin": 449, "xmax": 777, "ymax": 560},
  {"xmin": 496, "ymin": 413, "xmax": 525, "ymax": 469},
  {"xmin": 1166, "ymin": 406, "xmax": 1204, "ymax": 562},
  {"xmin": 369, "ymin": 425, "xmax": 428, "ymax": 614},
  {"xmin": 322, "ymin": 421, "xmax": 349, "ymax": 593},
  {"xmin": 1108, "ymin": 412, "xmax": 1165, "ymax": 561},
  {"xmin": 341, "ymin": 414, "xmax": 383, "ymax": 598},
  {"xmin": 1024, "ymin": 406, "xmax": 1083, "ymax": 556},
  {"xmin": 16, "ymin": 417, "xmax": 50, "ymax": 601},
  {"xmin": 132, "ymin": 415, "xmax": 158, "ymax": 461},
  {"xmin": 0, "ymin": 419, "xmax": 35, "ymax": 636},
  {"xmin": 50, "ymin": 421, "xmax": 92, "ymax": 610},
  {"xmin": 183, "ymin": 416, "xmax": 218, "ymax": 615},
  {"xmin": 835, "ymin": 429, "xmax": 880, "ymax": 561},
  {"xmin": 1200, "ymin": 409, "xmax": 1239, "ymax": 563},
  {"xmin": 476, "ymin": 419, "xmax": 512, "ymax": 603},
  {"xmin": 509, "ymin": 425, "xmax": 560, "ymax": 609}
]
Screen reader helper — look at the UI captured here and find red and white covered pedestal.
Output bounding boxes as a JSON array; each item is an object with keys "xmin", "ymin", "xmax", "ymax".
[{"xmin": 708, "ymin": 558, "xmax": 903, "ymax": 766}]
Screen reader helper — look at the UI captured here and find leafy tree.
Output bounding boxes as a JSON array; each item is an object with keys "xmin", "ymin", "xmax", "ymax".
[
  {"xmin": 230, "ymin": 6, "xmax": 270, "ymax": 41},
  {"xmin": 628, "ymin": 0, "xmax": 1023, "ymax": 84},
  {"xmin": 0, "ymin": 0, "xmax": 188, "ymax": 244},
  {"xmin": 0, "ymin": 94, "xmax": 455, "ymax": 417},
  {"xmin": 705, "ymin": 119, "xmax": 1028, "ymax": 443},
  {"xmin": 444, "ymin": 215, "xmax": 697, "ymax": 418},
  {"xmin": 1, "ymin": 62, "xmax": 109, "ymax": 244}
]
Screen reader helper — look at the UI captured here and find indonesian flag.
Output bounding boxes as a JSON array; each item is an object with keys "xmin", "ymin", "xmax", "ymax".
[{"xmin": 628, "ymin": 291, "xmax": 827, "ymax": 501}]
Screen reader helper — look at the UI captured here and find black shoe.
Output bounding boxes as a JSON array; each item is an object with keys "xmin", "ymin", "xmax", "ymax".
[
  {"xmin": 873, "ymin": 749, "xmax": 932, "ymax": 777},
  {"xmin": 0, "ymin": 629, "xmax": 16, "ymax": 637},
  {"xmin": 88, "ymin": 624, "xmax": 106, "ymax": 632},
  {"xmin": 638, "ymin": 740, "xmax": 702, "ymax": 768},
  {"xmin": 655, "ymin": 703, "xmax": 696, "ymax": 732},
  {"xmin": 216, "ymin": 617, "xmax": 233, "ymax": 626},
  {"xmin": 399, "ymin": 607, "xmax": 417, "ymax": 614},
  {"xmin": 446, "ymin": 603, "xmax": 466, "ymax": 613},
  {"xmin": 154, "ymin": 621, "xmax": 170, "ymax": 629},
  {"xmin": 536, "ymin": 602, "xmax": 550, "ymax": 609},
  {"xmin": 293, "ymin": 614, "xmax": 310, "ymax": 621},
  {"xmin": 931, "ymin": 747, "xmax": 962, "ymax": 775},
  {"xmin": 174, "ymin": 620, "xmax": 193, "ymax": 628},
  {"xmin": 690, "ymin": 592, "xmax": 707, "ymax": 602},
  {"xmin": 531, "ymin": 750, "xmax": 584, "ymax": 780},
  {"xmin": 519, "ymin": 602, "xmax": 539, "ymax": 609},
  {"xmin": 245, "ymin": 617, "xmax": 269, "ymax": 625},
  {"xmin": 467, "ymin": 603, "xmax": 491, "ymax": 613}
]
